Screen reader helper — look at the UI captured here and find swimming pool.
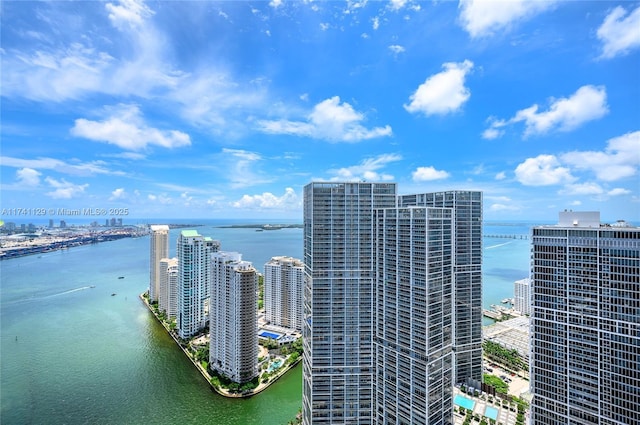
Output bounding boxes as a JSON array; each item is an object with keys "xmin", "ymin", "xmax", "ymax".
[
  {"xmin": 484, "ymin": 406, "xmax": 499, "ymax": 420},
  {"xmin": 267, "ymin": 359, "xmax": 283, "ymax": 373},
  {"xmin": 259, "ymin": 330, "xmax": 283, "ymax": 340},
  {"xmin": 453, "ymin": 394, "xmax": 476, "ymax": 411}
]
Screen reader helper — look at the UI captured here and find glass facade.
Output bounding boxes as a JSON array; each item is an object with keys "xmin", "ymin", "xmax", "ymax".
[
  {"xmin": 303, "ymin": 184, "xmax": 483, "ymax": 424},
  {"xmin": 530, "ymin": 214, "xmax": 640, "ymax": 425}
]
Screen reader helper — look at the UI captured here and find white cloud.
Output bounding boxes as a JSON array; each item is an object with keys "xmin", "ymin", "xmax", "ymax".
[
  {"xmin": 495, "ymin": 171, "xmax": 506, "ymax": 180},
  {"xmin": 561, "ymin": 131, "xmax": 640, "ymax": 182},
  {"xmin": 597, "ymin": 5, "xmax": 640, "ymax": 59},
  {"xmin": 45, "ymin": 177, "xmax": 89, "ymax": 199},
  {"xmin": 404, "ymin": 60, "xmax": 474, "ymax": 116},
  {"xmin": 608, "ymin": 188, "xmax": 631, "ymax": 196},
  {"xmin": 412, "ymin": 166, "xmax": 450, "ymax": 181},
  {"xmin": 328, "ymin": 153, "xmax": 402, "ymax": 181},
  {"xmin": 269, "ymin": 0, "xmax": 283, "ymax": 8},
  {"xmin": 514, "ymin": 154, "xmax": 574, "ymax": 186},
  {"xmin": 257, "ymin": 96, "xmax": 392, "ymax": 142},
  {"xmin": 109, "ymin": 188, "xmax": 126, "ymax": 200},
  {"xmin": 71, "ymin": 104, "xmax": 191, "ymax": 151},
  {"xmin": 570, "ymin": 200, "xmax": 582, "ymax": 206},
  {"xmin": 484, "ymin": 85, "xmax": 608, "ymax": 138},
  {"xmin": 222, "ymin": 148, "xmax": 272, "ymax": 189},
  {"xmin": 458, "ymin": 0, "xmax": 557, "ymax": 38},
  {"xmin": 147, "ymin": 193, "xmax": 172, "ymax": 204},
  {"xmin": 16, "ymin": 168, "xmax": 42, "ymax": 187},
  {"xmin": 389, "ymin": 45, "xmax": 406, "ymax": 55},
  {"xmin": 105, "ymin": 0, "xmax": 153, "ymax": 30},
  {"xmin": 320, "ymin": 23, "xmax": 330, "ymax": 31},
  {"xmin": 0, "ymin": 156, "xmax": 124, "ymax": 176},
  {"xmin": 389, "ymin": 0, "xmax": 407, "ymax": 11},
  {"xmin": 372, "ymin": 16, "xmax": 380, "ymax": 30},
  {"xmin": 232, "ymin": 187, "xmax": 300, "ymax": 210},
  {"xmin": 489, "ymin": 203, "xmax": 520, "ymax": 212},
  {"xmin": 560, "ymin": 182, "xmax": 604, "ymax": 196}
]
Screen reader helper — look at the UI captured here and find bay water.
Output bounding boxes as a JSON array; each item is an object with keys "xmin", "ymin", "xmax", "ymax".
[{"xmin": 1, "ymin": 219, "xmax": 532, "ymax": 424}]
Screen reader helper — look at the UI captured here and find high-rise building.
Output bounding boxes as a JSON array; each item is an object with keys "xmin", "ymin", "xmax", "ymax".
[
  {"xmin": 159, "ymin": 257, "xmax": 179, "ymax": 319},
  {"xmin": 303, "ymin": 183, "xmax": 483, "ymax": 425},
  {"xmin": 513, "ymin": 277, "xmax": 531, "ymax": 316},
  {"xmin": 530, "ymin": 211, "xmax": 640, "ymax": 425},
  {"xmin": 373, "ymin": 206, "xmax": 455, "ymax": 424},
  {"xmin": 149, "ymin": 225, "xmax": 169, "ymax": 303},
  {"xmin": 398, "ymin": 191, "xmax": 483, "ymax": 385},
  {"xmin": 209, "ymin": 251, "xmax": 258, "ymax": 384},
  {"xmin": 265, "ymin": 256, "xmax": 305, "ymax": 331},
  {"xmin": 302, "ymin": 182, "xmax": 398, "ymax": 424},
  {"xmin": 177, "ymin": 230, "xmax": 220, "ymax": 339}
]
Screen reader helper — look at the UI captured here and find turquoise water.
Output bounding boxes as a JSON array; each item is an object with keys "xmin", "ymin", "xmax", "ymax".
[
  {"xmin": 1, "ymin": 221, "xmax": 303, "ymax": 425},
  {"xmin": 454, "ymin": 394, "xmax": 476, "ymax": 410},
  {"xmin": 1, "ymin": 220, "xmax": 532, "ymax": 424},
  {"xmin": 484, "ymin": 406, "xmax": 499, "ymax": 420},
  {"xmin": 267, "ymin": 359, "xmax": 283, "ymax": 373}
]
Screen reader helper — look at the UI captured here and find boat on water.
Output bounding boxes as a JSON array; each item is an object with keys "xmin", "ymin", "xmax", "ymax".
[
  {"xmin": 111, "ymin": 293, "xmax": 117, "ymax": 296},
  {"xmin": 118, "ymin": 276, "xmax": 125, "ymax": 279}
]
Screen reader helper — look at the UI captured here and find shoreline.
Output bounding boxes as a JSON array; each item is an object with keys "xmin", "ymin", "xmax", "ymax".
[
  {"xmin": 0, "ymin": 228, "xmax": 146, "ymax": 260},
  {"xmin": 139, "ymin": 293, "xmax": 301, "ymax": 398}
]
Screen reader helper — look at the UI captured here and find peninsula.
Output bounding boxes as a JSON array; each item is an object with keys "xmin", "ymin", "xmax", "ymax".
[{"xmin": 140, "ymin": 292, "xmax": 302, "ymax": 398}]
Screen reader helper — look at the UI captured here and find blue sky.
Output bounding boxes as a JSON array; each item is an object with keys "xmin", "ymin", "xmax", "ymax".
[{"xmin": 2, "ymin": 0, "xmax": 639, "ymax": 222}]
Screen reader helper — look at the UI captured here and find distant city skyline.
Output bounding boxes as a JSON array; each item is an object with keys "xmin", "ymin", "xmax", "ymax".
[{"xmin": 1, "ymin": 1, "xmax": 638, "ymax": 222}]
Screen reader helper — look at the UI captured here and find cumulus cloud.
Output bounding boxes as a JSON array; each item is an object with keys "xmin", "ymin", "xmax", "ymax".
[
  {"xmin": 16, "ymin": 168, "xmax": 42, "ymax": 187},
  {"xmin": 71, "ymin": 104, "xmax": 191, "ymax": 151},
  {"xmin": 514, "ymin": 155, "xmax": 574, "ymax": 186},
  {"xmin": 372, "ymin": 16, "xmax": 380, "ymax": 30},
  {"xmin": 389, "ymin": 45, "xmax": 405, "ymax": 55},
  {"xmin": 483, "ymin": 85, "xmax": 608, "ymax": 139},
  {"xmin": 327, "ymin": 153, "xmax": 402, "ymax": 181},
  {"xmin": 597, "ymin": 5, "xmax": 640, "ymax": 59},
  {"xmin": 269, "ymin": 0, "xmax": 283, "ymax": 8},
  {"xmin": 109, "ymin": 188, "xmax": 126, "ymax": 200},
  {"xmin": 495, "ymin": 171, "xmax": 506, "ymax": 180},
  {"xmin": 412, "ymin": 166, "xmax": 450, "ymax": 181},
  {"xmin": 257, "ymin": 96, "xmax": 392, "ymax": 142},
  {"xmin": 560, "ymin": 131, "xmax": 640, "ymax": 182},
  {"xmin": 45, "ymin": 177, "xmax": 89, "ymax": 199},
  {"xmin": 404, "ymin": 60, "xmax": 474, "ymax": 116},
  {"xmin": 389, "ymin": 0, "xmax": 407, "ymax": 10},
  {"xmin": 608, "ymin": 188, "xmax": 631, "ymax": 196},
  {"xmin": 458, "ymin": 0, "xmax": 557, "ymax": 38},
  {"xmin": 232, "ymin": 187, "xmax": 300, "ymax": 210}
]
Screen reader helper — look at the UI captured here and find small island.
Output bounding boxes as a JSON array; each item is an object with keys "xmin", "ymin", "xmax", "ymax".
[
  {"xmin": 216, "ymin": 223, "xmax": 303, "ymax": 230},
  {"xmin": 140, "ymin": 291, "xmax": 302, "ymax": 398}
]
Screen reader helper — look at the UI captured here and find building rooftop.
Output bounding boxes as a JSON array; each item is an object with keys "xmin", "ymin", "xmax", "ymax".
[{"xmin": 180, "ymin": 229, "xmax": 201, "ymax": 237}]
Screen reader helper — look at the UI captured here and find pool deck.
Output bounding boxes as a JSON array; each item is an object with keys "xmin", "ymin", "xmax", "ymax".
[{"xmin": 452, "ymin": 387, "xmax": 520, "ymax": 425}]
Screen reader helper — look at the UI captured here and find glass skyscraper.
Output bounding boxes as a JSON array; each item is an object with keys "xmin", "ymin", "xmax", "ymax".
[
  {"xmin": 303, "ymin": 183, "xmax": 482, "ymax": 424},
  {"xmin": 530, "ymin": 211, "xmax": 640, "ymax": 425}
]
